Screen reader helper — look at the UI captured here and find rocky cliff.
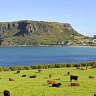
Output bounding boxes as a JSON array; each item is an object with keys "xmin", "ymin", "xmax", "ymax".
[{"xmin": 0, "ymin": 20, "xmax": 82, "ymax": 46}]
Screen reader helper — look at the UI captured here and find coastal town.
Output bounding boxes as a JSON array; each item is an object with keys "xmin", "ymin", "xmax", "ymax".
[{"xmin": 66, "ymin": 36, "xmax": 96, "ymax": 46}]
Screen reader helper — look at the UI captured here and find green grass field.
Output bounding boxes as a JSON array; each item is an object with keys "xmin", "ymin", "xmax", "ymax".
[{"xmin": 0, "ymin": 67, "xmax": 96, "ymax": 96}]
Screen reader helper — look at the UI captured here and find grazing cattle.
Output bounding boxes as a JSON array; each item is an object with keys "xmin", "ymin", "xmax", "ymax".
[
  {"xmin": 14, "ymin": 70, "xmax": 20, "ymax": 74},
  {"xmin": 52, "ymin": 83, "xmax": 62, "ymax": 87},
  {"xmin": 3, "ymin": 90, "xmax": 10, "ymax": 96},
  {"xmin": 76, "ymin": 67, "xmax": 80, "ymax": 69},
  {"xmin": 9, "ymin": 78, "xmax": 15, "ymax": 81},
  {"xmin": 54, "ymin": 78, "xmax": 60, "ymax": 80},
  {"xmin": 71, "ymin": 83, "xmax": 80, "ymax": 86},
  {"xmin": 80, "ymin": 68, "xmax": 85, "ymax": 70},
  {"xmin": 17, "ymin": 70, "xmax": 20, "ymax": 74},
  {"xmin": 89, "ymin": 76, "xmax": 94, "ymax": 79},
  {"xmin": 22, "ymin": 75, "xmax": 26, "ymax": 77},
  {"xmin": 67, "ymin": 72, "xmax": 70, "ymax": 75},
  {"xmin": 70, "ymin": 75, "xmax": 79, "ymax": 81},
  {"xmin": 30, "ymin": 75, "xmax": 36, "ymax": 78},
  {"xmin": 47, "ymin": 80, "xmax": 57, "ymax": 84},
  {"xmin": 49, "ymin": 74, "xmax": 52, "ymax": 78},
  {"xmin": 91, "ymin": 66, "xmax": 96, "ymax": 68},
  {"xmin": 38, "ymin": 69, "xmax": 42, "ymax": 73}
]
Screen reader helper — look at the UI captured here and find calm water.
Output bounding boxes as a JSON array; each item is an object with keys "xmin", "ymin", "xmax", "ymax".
[{"xmin": 0, "ymin": 46, "xmax": 96, "ymax": 67}]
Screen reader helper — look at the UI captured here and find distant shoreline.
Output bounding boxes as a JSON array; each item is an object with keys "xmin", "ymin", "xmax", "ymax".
[{"xmin": 0, "ymin": 44, "xmax": 96, "ymax": 47}]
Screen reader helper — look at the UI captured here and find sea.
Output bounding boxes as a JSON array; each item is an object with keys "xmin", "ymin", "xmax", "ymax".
[{"xmin": 0, "ymin": 46, "xmax": 96, "ymax": 67}]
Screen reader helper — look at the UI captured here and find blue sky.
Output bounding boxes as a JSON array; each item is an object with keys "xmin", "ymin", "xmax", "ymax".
[{"xmin": 0, "ymin": 0, "xmax": 96, "ymax": 36}]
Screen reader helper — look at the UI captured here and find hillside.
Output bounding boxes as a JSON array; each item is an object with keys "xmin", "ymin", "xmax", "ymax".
[{"xmin": 0, "ymin": 20, "xmax": 83, "ymax": 46}]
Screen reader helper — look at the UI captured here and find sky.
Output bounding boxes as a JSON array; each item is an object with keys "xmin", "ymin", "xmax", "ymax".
[{"xmin": 0, "ymin": 0, "xmax": 96, "ymax": 36}]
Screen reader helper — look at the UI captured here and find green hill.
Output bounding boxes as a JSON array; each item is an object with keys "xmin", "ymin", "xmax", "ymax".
[{"xmin": 0, "ymin": 20, "xmax": 82, "ymax": 46}]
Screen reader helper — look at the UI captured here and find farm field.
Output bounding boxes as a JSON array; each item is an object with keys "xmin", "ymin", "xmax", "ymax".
[{"xmin": 0, "ymin": 67, "xmax": 96, "ymax": 96}]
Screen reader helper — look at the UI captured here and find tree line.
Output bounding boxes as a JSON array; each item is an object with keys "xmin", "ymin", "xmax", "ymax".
[{"xmin": 0, "ymin": 62, "xmax": 96, "ymax": 71}]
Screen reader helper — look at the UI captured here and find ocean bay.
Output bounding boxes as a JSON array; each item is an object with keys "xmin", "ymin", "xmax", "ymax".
[{"xmin": 0, "ymin": 46, "xmax": 96, "ymax": 67}]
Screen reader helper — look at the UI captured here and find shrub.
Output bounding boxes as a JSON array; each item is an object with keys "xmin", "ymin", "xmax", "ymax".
[
  {"xmin": 0, "ymin": 66, "xmax": 9, "ymax": 71},
  {"xmin": 25, "ymin": 66, "xmax": 32, "ymax": 70},
  {"xmin": 10, "ymin": 66, "xmax": 19, "ymax": 71},
  {"xmin": 18, "ymin": 66, "xmax": 26, "ymax": 70}
]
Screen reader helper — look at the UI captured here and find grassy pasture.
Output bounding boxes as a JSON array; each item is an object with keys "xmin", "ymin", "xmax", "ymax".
[{"xmin": 0, "ymin": 67, "xmax": 96, "ymax": 96}]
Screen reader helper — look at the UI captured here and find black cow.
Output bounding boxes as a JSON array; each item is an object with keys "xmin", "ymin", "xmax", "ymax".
[
  {"xmin": 22, "ymin": 75, "xmax": 26, "ymax": 77},
  {"xmin": 49, "ymin": 74, "xmax": 52, "ymax": 78},
  {"xmin": 3, "ymin": 90, "xmax": 10, "ymax": 96},
  {"xmin": 17, "ymin": 70, "xmax": 20, "ymax": 74},
  {"xmin": 14, "ymin": 70, "xmax": 20, "ymax": 74},
  {"xmin": 52, "ymin": 83, "xmax": 62, "ymax": 87},
  {"xmin": 30, "ymin": 75, "xmax": 36, "ymax": 78},
  {"xmin": 70, "ymin": 75, "xmax": 79, "ymax": 81},
  {"xmin": 38, "ymin": 69, "xmax": 42, "ymax": 73},
  {"xmin": 67, "ymin": 72, "xmax": 70, "ymax": 75}
]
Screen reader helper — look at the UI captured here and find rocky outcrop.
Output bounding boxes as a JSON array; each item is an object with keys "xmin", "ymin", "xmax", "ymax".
[
  {"xmin": 16, "ymin": 21, "xmax": 52, "ymax": 35},
  {"xmin": 26, "ymin": 22, "xmax": 52, "ymax": 35},
  {"xmin": 0, "ymin": 21, "xmax": 77, "ymax": 36},
  {"xmin": 0, "ymin": 20, "xmax": 82, "ymax": 46},
  {"xmin": 0, "ymin": 23, "xmax": 18, "ymax": 32}
]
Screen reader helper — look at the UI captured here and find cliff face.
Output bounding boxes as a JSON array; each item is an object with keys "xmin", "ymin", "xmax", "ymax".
[{"xmin": 0, "ymin": 20, "xmax": 82, "ymax": 46}]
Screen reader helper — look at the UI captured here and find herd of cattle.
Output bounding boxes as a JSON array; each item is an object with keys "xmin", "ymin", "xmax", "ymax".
[
  {"xmin": 8, "ymin": 66, "xmax": 96, "ymax": 87},
  {"xmin": 8, "ymin": 73, "xmax": 80, "ymax": 87},
  {"xmin": 1, "ymin": 66, "xmax": 96, "ymax": 96},
  {"xmin": 47, "ymin": 75, "xmax": 80, "ymax": 87}
]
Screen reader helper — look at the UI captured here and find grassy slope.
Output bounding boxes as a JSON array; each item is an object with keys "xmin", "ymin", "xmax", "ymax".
[{"xmin": 0, "ymin": 67, "xmax": 96, "ymax": 96}]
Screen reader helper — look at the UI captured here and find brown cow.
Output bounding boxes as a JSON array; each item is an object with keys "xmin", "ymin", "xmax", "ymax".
[
  {"xmin": 54, "ymin": 78, "xmax": 60, "ymax": 80},
  {"xmin": 47, "ymin": 80, "xmax": 57, "ymax": 84},
  {"xmin": 70, "ymin": 83, "xmax": 80, "ymax": 86},
  {"xmin": 9, "ymin": 78, "xmax": 15, "ymax": 81},
  {"xmin": 80, "ymin": 68, "xmax": 85, "ymax": 70},
  {"xmin": 92, "ymin": 66, "xmax": 96, "ymax": 68},
  {"xmin": 89, "ymin": 76, "xmax": 94, "ymax": 79}
]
